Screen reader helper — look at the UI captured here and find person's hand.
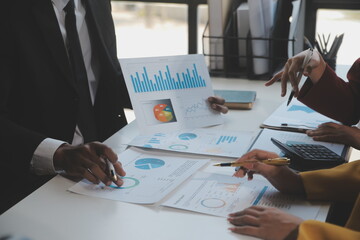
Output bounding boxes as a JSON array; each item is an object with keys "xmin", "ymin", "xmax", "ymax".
[
  {"xmin": 265, "ymin": 49, "xmax": 326, "ymax": 98},
  {"xmin": 207, "ymin": 96, "xmax": 228, "ymax": 114},
  {"xmin": 228, "ymin": 206, "xmax": 303, "ymax": 240},
  {"xmin": 307, "ymin": 122, "xmax": 360, "ymax": 150},
  {"xmin": 233, "ymin": 149, "xmax": 304, "ymax": 194},
  {"xmin": 53, "ymin": 142, "xmax": 126, "ymax": 186},
  {"xmin": 233, "ymin": 149, "xmax": 279, "ymax": 180}
]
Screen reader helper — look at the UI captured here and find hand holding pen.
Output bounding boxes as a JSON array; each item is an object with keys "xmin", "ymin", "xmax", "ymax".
[
  {"xmin": 53, "ymin": 142, "xmax": 126, "ymax": 187},
  {"xmin": 230, "ymin": 149, "xmax": 305, "ymax": 194},
  {"xmin": 286, "ymin": 48, "xmax": 313, "ymax": 106},
  {"xmin": 265, "ymin": 49, "xmax": 326, "ymax": 99},
  {"xmin": 102, "ymin": 156, "xmax": 126, "ymax": 187},
  {"xmin": 105, "ymin": 157, "xmax": 118, "ymax": 182},
  {"xmin": 232, "ymin": 149, "xmax": 285, "ymax": 180}
]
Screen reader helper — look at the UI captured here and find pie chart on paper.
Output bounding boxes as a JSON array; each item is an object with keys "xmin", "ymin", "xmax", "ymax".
[
  {"xmin": 153, "ymin": 104, "xmax": 174, "ymax": 122},
  {"xmin": 135, "ymin": 158, "xmax": 165, "ymax": 170},
  {"xmin": 178, "ymin": 133, "xmax": 197, "ymax": 140}
]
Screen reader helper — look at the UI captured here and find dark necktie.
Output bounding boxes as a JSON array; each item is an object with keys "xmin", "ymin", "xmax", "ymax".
[{"xmin": 64, "ymin": 0, "xmax": 97, "ymax": 142}]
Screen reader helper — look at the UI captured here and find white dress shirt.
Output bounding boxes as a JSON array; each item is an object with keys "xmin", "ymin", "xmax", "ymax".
[{"xmin": 31, "ymin": 0, "xmax": 99, "ymax": 174}]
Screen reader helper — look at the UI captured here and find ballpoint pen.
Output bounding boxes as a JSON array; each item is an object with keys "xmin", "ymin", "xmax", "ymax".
[
  {"xmin": 287, "ymin": 48, "xmax": 314, "ymax": 106},
  {"xmin": 281, "ymin": 123, "xmax": 315, "ymax": 129},
  {"xmin": 105, "ymin": 157, "xmax": 118, "ymax": 182},
  {"xmin": 213, "ymin": 157, "xmax": 290, "ymax": 167}
]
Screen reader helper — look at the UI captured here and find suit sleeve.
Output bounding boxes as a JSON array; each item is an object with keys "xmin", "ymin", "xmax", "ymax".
[
  {"xmin": 297, "ymin": 220, "xmax": 360, "ymax": 240},
  {"xmin": 0, "ymin": 4, "xmax": 46, "ymax": 175},
  {"xmin": 297, "ymin": 59, "xmax": 360, "ymax": 125},
  {"xmin": 102, "ymin": 0, "xmax": 132, "ymax": 109}
]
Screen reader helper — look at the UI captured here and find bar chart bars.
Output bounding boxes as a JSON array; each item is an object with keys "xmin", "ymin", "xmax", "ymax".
[
  {"xmin": 216, "ymin": 136, "xmax": 237, "ymax": 145},
  {"xmin": 148, "ymin": 138, "xmax": 161, "ymax": 144},
  {"xmin": 130, "ymin": 64, "xmax": 206, "ymax": 93}
]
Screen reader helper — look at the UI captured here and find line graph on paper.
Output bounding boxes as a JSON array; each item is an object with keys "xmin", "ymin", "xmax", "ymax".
[{"xmin": 183, "ymin": 98, "xmax": 213, "ymax": 119}]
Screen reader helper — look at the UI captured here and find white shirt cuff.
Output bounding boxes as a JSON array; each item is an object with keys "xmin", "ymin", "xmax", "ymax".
[{"xmin": 31, "ymin": 138, "xmax": 67, "ymax": 175}]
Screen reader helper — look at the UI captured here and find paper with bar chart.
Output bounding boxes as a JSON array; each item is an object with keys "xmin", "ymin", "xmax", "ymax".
[
  {"xmin": 68, "ymin": 147, "xmax": 209, "ymax": 204},
  {"xmin": 261, "ymin": 98, "xmax": 340, "ymax": 131},
  {"xmin": 162, "ymin": 172, "xmax": 323, "ymax": 218},
  {"xmin": 128, "ymin": 128, "xmax": 255, "ymax": 158},
  {"xmin": 119, "ymin": 54, "xmax": 223, "ymax": 133}
]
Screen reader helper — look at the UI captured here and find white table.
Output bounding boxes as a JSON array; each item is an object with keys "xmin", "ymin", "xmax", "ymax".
[{"xmin": 0, "ymin": 78, "xmax": 330, "ymax": 240}]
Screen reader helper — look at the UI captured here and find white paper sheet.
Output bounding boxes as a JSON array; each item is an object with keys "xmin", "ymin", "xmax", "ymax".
[
  {"xmin": 262, "ymin": 98, "xmax": 339, "ymax": 131},
  {"xmin": 162, "ymin": 172, "xmax": 322, "ymax": 218},
  {"xmin": 68, "ymin": 147, "xmax": 209, "ymax": 204},
  {"xmin": 119, "ymin": 54, "xmax": 223, "ymax": 133},
  {"xmin": 129, "ymin": 128, "xmax": 255, "ymax": 158}
]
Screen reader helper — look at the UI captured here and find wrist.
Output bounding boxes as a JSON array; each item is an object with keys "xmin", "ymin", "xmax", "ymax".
[
  {"xmin": 309, "ymin": 50, "xmax": 327, "ymax": 83},
  {"xmin": 293, "ymin": 173, "xmax": 306, "ymax": 195},
  {"xmin": 269, "ymin": 167, "xmax": 305, "ymax": 195},
  {"xmin": 350, "ymin": 130, "xmax": 360, "ymax": 149},
  {"xmin": 53, "ymin": 143, "xmax": 71, "ymax": 171},
  {"xmin": 284, "ymin": 225, "xmax": 299, "ymax": 240}
]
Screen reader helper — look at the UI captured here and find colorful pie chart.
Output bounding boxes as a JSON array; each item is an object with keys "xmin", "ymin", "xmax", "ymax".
[{"xmin": 153, "ymin": 104, "xmax": 174, "ymax": 122}]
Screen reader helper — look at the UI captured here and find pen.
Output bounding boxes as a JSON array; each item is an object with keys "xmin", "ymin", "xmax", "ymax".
[
  {"xmin": 281, "ymin": 123, "xmax": 315, "ymax": 129},
  {"xmin": 213, "ymin": 157, "xmax": 290, "ymax": 167},
  {"xmin": 287, "ymin": 48, "xmax": 314, "ymax": 106},
  {"xmin": 105, "ymin": 157, "xmax": 118, "ymax": 182},
  {"xmin": 286, "ymin": 91, "xmax": 295, "ymax": 106}
]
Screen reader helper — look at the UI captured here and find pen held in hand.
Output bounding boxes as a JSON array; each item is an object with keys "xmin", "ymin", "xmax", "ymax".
[
  {"xmin": 286, "ymin": 91, "xmax": 295, "ymax": 106},
  {"xmin": 105, "ymin": 158, "xmax": 118, "ymax": 182},
  {"xmin": 213, "ymin": 157, "xmax": 290, "ymax": 167},
  {"xmin": 286, "ymin": 48, "xmax": 313, "ymax": 106}
]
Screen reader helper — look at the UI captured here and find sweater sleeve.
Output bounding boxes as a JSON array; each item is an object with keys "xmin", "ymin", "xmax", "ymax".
[
  {"xmin": 300, "ymin": 160, "xmax": 360, "ymax": 202},
  {"xmin": 297, "ymin": 59, "xmax": 360, "ymax": 125},
  {"xmin": 297, "ymin": 220, "xmax": 360, "ymax": 240}
]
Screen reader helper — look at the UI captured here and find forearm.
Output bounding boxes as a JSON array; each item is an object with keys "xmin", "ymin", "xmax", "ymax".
[
  {"xmin": 298, "ymin": 60, "xmax": 360, "ymax": 125},
  {"xmin": 306, "ymin": 50, "xmax": 327, "ymax": 83},
  {"xmin": 265, "ymin": 167, "xmax": 305, "ymax": 195}
]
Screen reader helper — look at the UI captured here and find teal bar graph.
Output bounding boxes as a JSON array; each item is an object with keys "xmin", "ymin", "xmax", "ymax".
[
  {"xmin": 216, "ymin": 136, "xmax": 237, "ymax": 145},
  {"xmin": 130, "ymin": 64, "xmax": 206, "ymax": 93}
]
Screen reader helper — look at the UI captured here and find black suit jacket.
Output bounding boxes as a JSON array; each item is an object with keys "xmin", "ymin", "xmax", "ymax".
[{"xmin": 0, "ymin": 0, "xmax": 131, "ymax": 209}]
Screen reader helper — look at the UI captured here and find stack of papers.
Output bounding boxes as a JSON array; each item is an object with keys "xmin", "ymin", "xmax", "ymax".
[{"xmin": 69, "ymin": 147, "xmax": 325, "ymax": 221}]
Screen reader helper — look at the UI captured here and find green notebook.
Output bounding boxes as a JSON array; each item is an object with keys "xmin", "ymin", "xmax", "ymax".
[{"xmin": 214, "ymin": 90, "xmax": 256, "ymax": 110}]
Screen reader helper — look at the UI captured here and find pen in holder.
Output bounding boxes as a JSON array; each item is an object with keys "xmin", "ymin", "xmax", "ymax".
[{"xmin": 315, "ymin": 33, "xmax": 344, "ymax": 71}]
